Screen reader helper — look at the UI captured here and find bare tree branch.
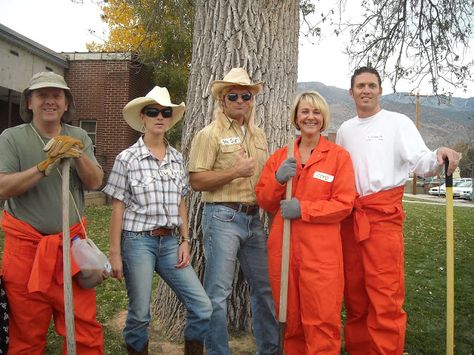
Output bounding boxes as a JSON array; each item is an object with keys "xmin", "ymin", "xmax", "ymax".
[{"xmin": 328, "ymin": 0, "xmax": 474, "ymax": 96}]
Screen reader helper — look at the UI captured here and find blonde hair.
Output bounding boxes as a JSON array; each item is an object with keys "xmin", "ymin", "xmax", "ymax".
[{"xmin": 290, "ymin": 91, "xmax": 330, "ymax": 132}]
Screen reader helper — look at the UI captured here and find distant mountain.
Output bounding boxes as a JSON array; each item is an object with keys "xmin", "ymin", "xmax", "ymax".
[{"xmin": 297, "ymin": 82, "xmax": 474, "ymax": 149}]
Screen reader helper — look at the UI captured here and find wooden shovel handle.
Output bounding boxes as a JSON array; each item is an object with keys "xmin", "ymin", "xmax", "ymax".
[
  {"xmin": 279, "ymin": 137, "xmax": 294, "ymax": 322},
  {"xmin": 62, "ymin": 160, "xmax": 76, "ymax": 355}
]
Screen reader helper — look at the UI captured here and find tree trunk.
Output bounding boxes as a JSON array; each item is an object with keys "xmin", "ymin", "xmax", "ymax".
[{"xmin": 152, "ymin": 0, "xmax": 299, "ymax": 340}]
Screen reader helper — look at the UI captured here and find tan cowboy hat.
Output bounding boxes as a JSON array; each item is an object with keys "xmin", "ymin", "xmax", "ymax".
[
  {"xmin": 123, "ymin": 86, "xmax": 186, "ymax": 132},
  {"xmin": 210, "ymin": 68, "xmax": 263, "ymax": 99},
  {"xmin": 19, "ymin": 71, "xmax": 76, "ymax": 123}
]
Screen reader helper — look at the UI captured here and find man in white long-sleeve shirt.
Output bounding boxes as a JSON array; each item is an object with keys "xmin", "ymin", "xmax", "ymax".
[{"xmin": 336, "ymin": 66, "xmax": 460, "ymax": 355}]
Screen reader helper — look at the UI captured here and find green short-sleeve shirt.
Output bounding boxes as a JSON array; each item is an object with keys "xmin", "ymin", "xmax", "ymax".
[{"xmin": 0, "ymin": 123, "xmax": 101, "ymax": 234}]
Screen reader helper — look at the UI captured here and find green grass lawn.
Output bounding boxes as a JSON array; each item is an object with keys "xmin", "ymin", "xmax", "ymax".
[
  {"xmin": 403, "ymin": 202, "xmax": 473, "ymax": 354},
  {"xmin": 0, "ymin": 202, "xmax": 472, "ymax": 354}
]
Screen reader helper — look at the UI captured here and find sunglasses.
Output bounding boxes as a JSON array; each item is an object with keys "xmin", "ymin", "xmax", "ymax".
[
  {"xmin": 142, "ymin": 107, "xmax": 173, "ymax": 118},
  {"xmin": 226, "ymin": 93, "xmax": 252, "ymax": 102}
]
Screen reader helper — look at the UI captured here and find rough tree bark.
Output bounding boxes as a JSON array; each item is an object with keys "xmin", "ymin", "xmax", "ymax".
[{"xmin": 153, "ymin": 0, "xmax": 299, "ymax": 340}]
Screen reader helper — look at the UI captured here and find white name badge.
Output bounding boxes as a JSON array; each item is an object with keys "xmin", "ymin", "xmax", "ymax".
[
  {"xmin": 220, "ymin": 137, "xmax": 241, "ymax": 145},
  {"xmin": 157, "ymin": 168, "xmax": 183, "ymax": 178},
  {"xmin": 313, "ymin": 171, "xmax": 334, "ymax": 182}
]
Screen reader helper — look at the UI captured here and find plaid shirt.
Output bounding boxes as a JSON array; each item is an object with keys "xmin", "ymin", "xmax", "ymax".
[{"xmin": 103, "ymin": 137, "xmax": 189, "ymax": 232}]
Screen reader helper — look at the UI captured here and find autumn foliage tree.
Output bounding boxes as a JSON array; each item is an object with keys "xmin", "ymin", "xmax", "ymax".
[{"xmin": 88, "ymin": 0, "xmax": 194, "ymax": 146}]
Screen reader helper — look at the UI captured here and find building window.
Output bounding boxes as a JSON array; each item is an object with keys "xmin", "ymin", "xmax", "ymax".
[{"xmin": 80, "ymin": 120, "xmax": 97, "ymax": 149}]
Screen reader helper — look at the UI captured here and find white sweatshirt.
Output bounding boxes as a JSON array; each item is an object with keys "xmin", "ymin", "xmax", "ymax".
[{"xmin": 336, "ymin": 109, "xmax": 440, "ymax": 197}]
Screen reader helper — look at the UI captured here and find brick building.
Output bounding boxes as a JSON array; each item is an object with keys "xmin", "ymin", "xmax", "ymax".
[
  {"xmin": 63, "ymin": 52, "xmax": 153, "ymax": 178},
  {"xmin": 0, "ymin": 24, "xmax": 154, "ymax": 181}
]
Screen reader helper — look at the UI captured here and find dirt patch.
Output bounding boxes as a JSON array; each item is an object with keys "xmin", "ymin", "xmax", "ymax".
[{"xmin": 110, "ymin": 310, "xmax": 256, "ymax": 354}]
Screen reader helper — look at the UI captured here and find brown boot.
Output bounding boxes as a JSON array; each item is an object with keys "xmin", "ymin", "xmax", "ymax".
[
  {"xmin": 184, "ymin": 339, "xmax": 203, "ymax": 355},
  {"xmin": 126, "ymin": 341, "xmax": 148, "ymax": 355}
]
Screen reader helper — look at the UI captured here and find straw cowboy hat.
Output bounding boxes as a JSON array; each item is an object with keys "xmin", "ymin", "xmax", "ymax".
[
  {"xmin": 19, "ymin": 71, "xmax": 76, "ymax": 123},
  {"xmin": 123, "ymin": 86, "xmax": 186, "ymax": 132},
  {"xmin": 210, "ymin": 68, "xmax": 263, "ymax": 99}
]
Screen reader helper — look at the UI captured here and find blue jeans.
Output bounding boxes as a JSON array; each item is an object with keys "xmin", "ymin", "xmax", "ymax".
[
  {"xmin": 202, "ymin": 203, "xmax": 279, "ymax": 355},
  {"xmin": 121, "ymin": 231, "xmax": 211, "ymax": 351}
]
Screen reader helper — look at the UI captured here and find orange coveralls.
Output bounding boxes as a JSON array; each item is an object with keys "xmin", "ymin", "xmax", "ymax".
[
  {"xmin": 256, "ymin": 136, "xmax": 356, "ymax": 354},
  {"xmin": 341, "ymin": 186, "xmax": 406, "ymax": 354},
  {"xmin": 1, "ymin": 211, "xmax": 104, "ymax": 355}
]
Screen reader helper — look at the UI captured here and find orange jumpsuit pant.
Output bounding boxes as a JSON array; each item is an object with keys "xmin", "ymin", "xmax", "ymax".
[
  {"xmin": 1, "ymin": 211, "xmax": 104, "ymax": 355},
  {"xmin": 267, "ymin": 220, "xmax": 345, "ymax": 355},
  {"xmin": 342, "ymin": 186, "xmax": 406, "ymax": 355}
]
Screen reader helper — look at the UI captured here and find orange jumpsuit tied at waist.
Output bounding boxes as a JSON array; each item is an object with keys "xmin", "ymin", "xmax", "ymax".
[
  {"xmin": 1, "ymin": 210, "xmax": 104, "ymax": 355},
  {"xmin": 341, "ymin": 186, "xmax": 406, "ymax": 355},
  {"xmin": 256, "ymin": 136, "xmax": 356, "ymax": 355}
]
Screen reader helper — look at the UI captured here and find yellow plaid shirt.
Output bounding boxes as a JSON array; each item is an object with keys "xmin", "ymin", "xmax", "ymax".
[{"xmin": 188, "ymin": 113, "xmax": 269, "ymax": 204}]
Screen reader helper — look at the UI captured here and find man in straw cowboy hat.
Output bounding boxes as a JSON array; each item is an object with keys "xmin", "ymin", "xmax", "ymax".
[
  {"xmin": 188, "ymin": 68, "xmax": 279, "ymax": 355},
  {"xmin": 103, "ymin": 86, "xmax": 211, "ymax": 355},
  {"xmin": 0, "ymin": 71, "xmax": 104, "ymax": 354}
]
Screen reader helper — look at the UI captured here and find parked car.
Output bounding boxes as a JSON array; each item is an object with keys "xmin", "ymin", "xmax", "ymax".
[
  {"xmin": 428, "ymin": 179, "xmax": 472, "ymax": 196},
  {"xmin": 453, "ymin": 180, "xmax": 472, "ymax": 198}
]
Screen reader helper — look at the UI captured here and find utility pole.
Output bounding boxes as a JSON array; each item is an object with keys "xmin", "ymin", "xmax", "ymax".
[{"xmin": 406, "ymin": 92, "xmax": 429, "ymax": 194}]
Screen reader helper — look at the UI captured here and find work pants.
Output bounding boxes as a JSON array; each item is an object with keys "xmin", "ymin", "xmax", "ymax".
[
  {"xmin": 2, "ymin": 221, "xmax": 104, "ymax": 354},
  {"xmin": 342, "ymin": 189, "xmax": 406, "ymax": 355}
]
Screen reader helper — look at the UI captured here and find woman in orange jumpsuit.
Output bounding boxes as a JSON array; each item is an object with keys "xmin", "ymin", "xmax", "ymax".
[{"xmin": 256, "ymin": 91, "xmax": 356, "ymax": 354}]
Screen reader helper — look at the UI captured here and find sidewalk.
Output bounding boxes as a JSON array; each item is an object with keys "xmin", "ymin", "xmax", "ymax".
[{"xmin": 403, "ymin": 193, "xmax": 474, "ymax": 208}]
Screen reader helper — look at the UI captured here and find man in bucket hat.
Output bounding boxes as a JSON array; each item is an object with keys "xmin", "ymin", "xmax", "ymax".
[
  {"xmin": 188, "ymin": 68, "xmax": 279, "ymax": 355},
  {"xmin": 103, "ymin": 86, "xmax": 211, "ymax": 355},
  {"xmin": 0, "ymin": 71, "xmax": 104, "ymax": 354}
]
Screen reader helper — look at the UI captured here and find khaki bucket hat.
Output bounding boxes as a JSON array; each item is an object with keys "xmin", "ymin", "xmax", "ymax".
[
  {"xmin": 122, "ymin": 86, "xmax": 186, "ymax": 132},
  {"xmin": 19, "ymin": 71, "xmax": 76, "ymax": 123},
  {"xmin": 210, "ymin": 68, "xmax": 263, "ymax": 99}
]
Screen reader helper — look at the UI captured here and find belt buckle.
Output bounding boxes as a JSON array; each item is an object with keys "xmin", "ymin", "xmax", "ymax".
[{"xmin": 148, "ymin": 229, "xmax": 158, "ymax": 236}]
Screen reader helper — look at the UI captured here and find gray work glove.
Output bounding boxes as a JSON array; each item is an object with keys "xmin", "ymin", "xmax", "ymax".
[
  {"xmin": 275, "ymin": 157, "xmax": 297, "ymax": 184},
  {"xmin": 280, "ymin": 198, "xmax": 301, "ymax": 219}
]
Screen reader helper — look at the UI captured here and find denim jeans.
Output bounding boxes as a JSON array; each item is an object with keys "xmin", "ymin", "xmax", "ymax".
[
  {"xmin": 202, "ymin": 203, "xmax": 279, "ymax": 355},
  {"xmin": 121, "ymin": 231, "xmax": 211, "ymax": 351}
]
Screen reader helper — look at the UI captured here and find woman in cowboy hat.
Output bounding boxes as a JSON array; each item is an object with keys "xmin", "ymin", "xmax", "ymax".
[{"xmin": 103, "ymin": 86, "xmax": 211, "ymax": 355}]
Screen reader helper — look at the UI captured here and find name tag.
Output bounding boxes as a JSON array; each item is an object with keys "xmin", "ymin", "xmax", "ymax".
[
  {"xmin": 367, "ymin": 134, "xmax": 383, "ymax": 141},
  {"xmin": 221, "ymin": 137, "xmax": 241, "ymax": 145},
  {"xmin": 156, "ymin": 168, "xmax": 183, "ymax": 178},
  {"xmin": 313, "ymin": 171, "xmax": 334, "ymax": 182}
]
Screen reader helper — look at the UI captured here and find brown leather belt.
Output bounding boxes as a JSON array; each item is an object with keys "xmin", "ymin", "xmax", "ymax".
[
  {"xmin": 148, "ymin": 227, "xmax": 174, "ymax": 237},
  {"xmin": 214, "ymin": 202, "xmax": 259, "ymax": 215}
]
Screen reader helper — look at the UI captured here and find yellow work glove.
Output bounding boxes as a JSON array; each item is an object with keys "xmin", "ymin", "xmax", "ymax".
[
  {"xmin": 37, "ymin": 156, "xmax": 61, "ymax": 176},
  {"xmin": 38, "ymin": 136, "xmax": 84, "ymax": 176},
  {"xmin": 43, "ymin": 135, "xmax": 84, "ymax": 158}
]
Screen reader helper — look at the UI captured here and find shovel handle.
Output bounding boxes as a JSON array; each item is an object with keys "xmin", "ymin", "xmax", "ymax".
[
  {"xmin": 278, "ymin": 136, "xmax": 294, "ymax": 355},
  {"xmin": 279, "ymin": 139, "xmax": 294, "ymax": 321},
  {"xmin": 62, "ymin": 160, "xmax": 76, "ymax": 355},
  {"xmin": 445, "ymin": 159, "xmax": 454, "ymax": 355}
]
